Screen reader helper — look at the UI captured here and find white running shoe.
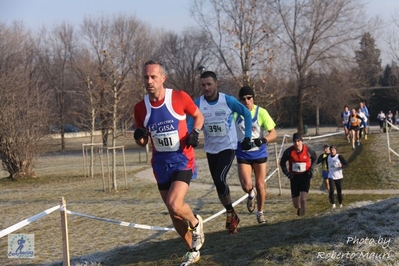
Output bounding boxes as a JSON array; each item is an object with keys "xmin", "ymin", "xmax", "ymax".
[
  {"xmin": 339, "ymin": 204, "xmax": 343, "ymax": 208},
  {"xmin": 180, "ymin": 250, "xmax": 200, "ymax": 266},
  {"xmin": 332, "ymin": 204, "xmax": 336, "ymax": 209},
  {"xmin": 189, "ymin": 214, "xmax": 204, "ymax": 251},
  {"xmin": 257, "ymin": 212, "xmax": 266, "ymax": 224}
]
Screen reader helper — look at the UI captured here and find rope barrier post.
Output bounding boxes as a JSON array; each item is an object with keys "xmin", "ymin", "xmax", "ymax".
[
  {"xmin": 122, "ymin": 146, "xmax": 128, "ymax": 189},
  {"xmin": 274, "ymin": 143, "xmax": 282, "ymax": 195},
  {"xmin": 99, "ymin": 148, "xmax": 106, "ymax": 192},
  {"xmin": 59, "ymin": 197, "xmax": 70, "ymax": 266},
  {"xmin": 82, "ymin": 144, "xmax": 87, "ymax": 178},
  {"xmin": 386, "ymin": 121, "xmax": 391, "ymax": 163},
  {"xmin": 106, "ymin": 148, "xmax": 111, "ymax": 192}
]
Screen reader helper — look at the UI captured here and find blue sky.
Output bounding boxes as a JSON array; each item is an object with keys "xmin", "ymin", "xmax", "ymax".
[
  {"xmin": 0, "ymin": 0, "xmax": 195, "ymax": 32},
  {"xmin": 1, "ymin": 0, "xmax": 399, "ymax": 63}
]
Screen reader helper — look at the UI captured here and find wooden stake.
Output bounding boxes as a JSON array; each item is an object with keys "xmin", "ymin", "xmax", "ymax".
[
  {"xmin": 59, "ymin": 197, "xmax": 70, "ymax": 266},
  {"xmin": 275, "ymin": 143, "xmax": 282, "ymax": 196}
]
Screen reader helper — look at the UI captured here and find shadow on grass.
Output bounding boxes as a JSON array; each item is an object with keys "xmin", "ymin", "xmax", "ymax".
[
  {"xmin": 347, "ymin": 144, "xmax": 363, "ymax": 164},
  {"xmin": 41, "ymin": 197, "xmax": 399, "ymax": 266}
]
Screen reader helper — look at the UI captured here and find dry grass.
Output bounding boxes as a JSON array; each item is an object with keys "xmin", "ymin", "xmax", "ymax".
[{"xmin": 1, "ymin": 129, "xmax": 399, "ymax": 265}]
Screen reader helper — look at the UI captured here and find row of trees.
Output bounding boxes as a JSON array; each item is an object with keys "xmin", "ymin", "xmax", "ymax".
[{"xmin": 1, "ymin": 0, "xmax": 398, "ymax": 180}]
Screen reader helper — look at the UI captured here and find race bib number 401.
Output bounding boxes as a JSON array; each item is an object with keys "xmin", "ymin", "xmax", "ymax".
[{"xmin": 152, "ymin": 130, "xmax": 180, "ymax": 152}]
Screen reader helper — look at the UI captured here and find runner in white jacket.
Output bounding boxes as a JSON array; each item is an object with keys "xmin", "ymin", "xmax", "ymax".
[{"xmin": 327, "ymin": 145, "xmax": 348, "ymax": 208}]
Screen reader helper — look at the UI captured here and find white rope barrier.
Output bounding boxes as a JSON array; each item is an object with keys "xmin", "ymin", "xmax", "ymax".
[
  {"xmin": 283, "ymin": 131, "xmax": 344, "ymax": 141},
  {"xmin": 203, "ymin": 168, "xmax": 278, "ymax": 223},
  {"xmin": 0, "ymin": 205, "xmax": 60, "ymax": 239},
  {"xmin": 389, "ymin": 147, "xmax": 399, "ymax": 157},
  {"xmin": 385, "ymin": 121, "xmax": 399, "ymax": 160},
  {"xmin": 63, "ymin": 209, "xmax": 176, "ymax": 232},
  {"xmin": 386, "ymin": 120, "xmax": 399, "ymax": 131}
]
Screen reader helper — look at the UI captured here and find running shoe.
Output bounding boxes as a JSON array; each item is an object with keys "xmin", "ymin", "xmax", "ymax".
[
  {"xmin": 257, "ymin": 212, "xmax": 266, "ymax": 224},
  {"xmin": 339, "ymin": 204, "xmax": 343, "ymax": 208},
  {"xmin": 246, "ymin": 188, "xmax": 256, "ymax": 213},
  {"xmin": 365, "ymin": 134, "xmax": 368, "ymax": 140},
  {"xmin": 332, "ymin": 204, "xmax": 336, "ymax": 208},
  {"xmin": 352, "ymin": 145, "xmax": 355, "ymax": 150},
  {"xmin": 357, "ymin": 140, "xmax": 360, "ymax": 146},
  {"xmin": 296, "ymin": 207, "xmax": 301, "ymax": 216},
  {"xmin": 180, "ymin": 250, "xmax": 200, "ymax": 266},
  {"xmin": 226, "ymin": 210, "xmax": 240, "ymax": 234},
  {"xmin": 189, "ymin": 214, "xmax": 205, "ymax": 251}
]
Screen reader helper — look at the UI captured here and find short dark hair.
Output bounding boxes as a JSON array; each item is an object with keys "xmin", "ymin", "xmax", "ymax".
[
  {"xmin": 200, "ymin": 71, "xmax": 217, "ymax": 81},
  {"xmin": 292, "ymin": 132, "xmax": 303, "ymax": 141}
]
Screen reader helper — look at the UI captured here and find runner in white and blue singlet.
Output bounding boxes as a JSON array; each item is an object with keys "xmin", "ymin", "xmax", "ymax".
[
  {"xmin": 341, "ymin": 106, "xmax": 351, "ymax": 143},
  {"xmin": 188, "ymin": 71, "xmax": 252, "ymax": 234}
]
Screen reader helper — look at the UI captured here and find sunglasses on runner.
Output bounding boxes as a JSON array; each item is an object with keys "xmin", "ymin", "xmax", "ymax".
[{"xmin": 240, "ymin": 96, "xmax": 253, "ymax": 101}]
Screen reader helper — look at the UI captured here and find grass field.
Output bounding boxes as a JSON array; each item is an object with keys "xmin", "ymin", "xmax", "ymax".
[{"xmin": 1, "ymin": 129, "xmax": 399, "ymax": 266}]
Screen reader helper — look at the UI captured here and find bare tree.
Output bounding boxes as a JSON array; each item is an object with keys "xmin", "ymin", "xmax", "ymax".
[
  {"xmin": 37, "ymin": 22, "xmax": 79, "ymax": 150},
  {"xmin": 307, "ymin": 69, "xmax": 360, "ymax": 132},
  {"xmin": 157, "ymin": 29, "xmax": 216, "ymax": 98},
  {"xmin": 271, "ymin": 0, "xmax": 376, "ymax": 133},
  {"xmin": 0, "ymin": 22, "xmax": 50, "ymax": 179},
  {"xmin": 190, "ymin": 0, "xmax": 278, "ymax": 92},
  {"xmin": 387, "ymin": 9, "xmax": 399, "ymax": 64},
  {"xmin": 79, "ymin": 14, "xmax": 155, "ymax": 189},
  {"xmin": 385, "ymin": 10, "xmax": 399, "ymax": 104}
]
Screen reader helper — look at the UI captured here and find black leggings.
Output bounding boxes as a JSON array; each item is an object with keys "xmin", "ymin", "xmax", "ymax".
[
  {"xmin": 329, "ymin": 179, "xmax": 343, "ymax": 204},
  {"xmin": 206, "ymin": 149, "xmax": 236, "ymax": 197}
]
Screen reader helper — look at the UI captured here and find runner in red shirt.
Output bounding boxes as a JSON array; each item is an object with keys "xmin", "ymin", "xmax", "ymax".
[
  {"xmin": 279, "ymin": 133, "xmax": 317, "ymax": 217},
  {"xmin": 134, "ymin": 60, "xmax": 205, "ymax": 265}
]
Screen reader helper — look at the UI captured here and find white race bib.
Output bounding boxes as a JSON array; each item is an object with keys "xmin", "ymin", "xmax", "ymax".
[
  {"xmin": 328, "ymin": 163, "xmax": 339, "ymax": 169},
  {"xmin": 204, "ymin": 121, "xmax": 227, "ymax": 137},
  {"xmin": 292, "ymin": 162, "xmax": 306, "ymax": 173},
  {"xmin": 152, "ymin": 130, "xmax": 180, "ymax": 152}
]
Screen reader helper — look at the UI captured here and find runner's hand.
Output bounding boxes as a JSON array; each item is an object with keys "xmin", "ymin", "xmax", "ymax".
[
  {"xmin": 254, "ymin": 138, "xmax": 267, "ymax": 147},
  {"xmin": 241, "ymin": 137, "xmax": 252, "ymax": 150},
  {"xmin": 306, "ymin": 169, "xmax": 313, "ymax": 179},
  {"xmin": 286, "ymin": 172, "xmax": 295, "ymax": 180},
  {"xmin": 186, "ymin": 131, "xmax": 199, "ymax": 148},
  {"xmin": 134, "ymin": 128, "xmax": 148, "ymax": 140}
]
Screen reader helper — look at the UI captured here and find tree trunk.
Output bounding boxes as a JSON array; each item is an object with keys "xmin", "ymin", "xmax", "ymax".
[
  {"xmin": 316, "ymin": 107, "xmax": 320, "ymax": 135},
  {"xmin": 296, "ymin": 82, "xmax": 304, "ymax": 134}
]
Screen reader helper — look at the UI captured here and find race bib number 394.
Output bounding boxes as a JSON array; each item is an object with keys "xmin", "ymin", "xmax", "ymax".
[{"xmin": 205, "ymin": 121, "xmax": 226, "ymax": 137}]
